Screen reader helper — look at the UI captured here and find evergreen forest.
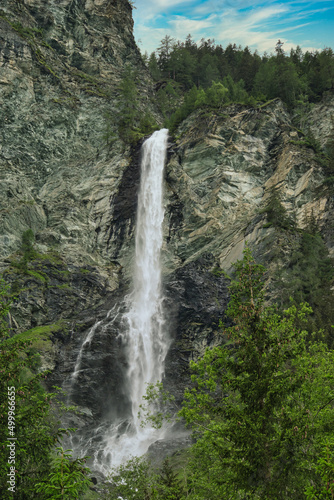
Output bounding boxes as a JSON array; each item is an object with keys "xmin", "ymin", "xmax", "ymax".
[{"xmin": 145, "ymin": 36, "xmax": 334, "ymax": 130}]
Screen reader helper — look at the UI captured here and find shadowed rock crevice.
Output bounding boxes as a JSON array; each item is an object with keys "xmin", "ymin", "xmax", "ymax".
[
  {"xmin": 106, "ymin": 142, "xmax": 143, "ymax": 258},
  {"xmin": 163, "ymin": 256, "xmax": 231, "ymax": 404}
]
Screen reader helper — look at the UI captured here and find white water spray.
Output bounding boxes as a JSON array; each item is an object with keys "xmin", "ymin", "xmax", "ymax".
[
  {"xmin": 67, "ymin": 304, "xmax": 121, "ymax": 400},
  {"xmin": 97, "ymin": 128, "xmax": 170, "ymax": 469},
  {"xmin": 70, "ymin": 320, "xmax": 103, "ymax": 385},
  {"xmin": 69, "ymin": 129, "xmax": 170, "ymax": 471}
]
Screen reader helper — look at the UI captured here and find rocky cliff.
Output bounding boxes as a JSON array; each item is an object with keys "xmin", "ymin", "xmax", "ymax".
[
  {"xmin": 165, "ymin": 99, "xmax": 334, "ymax": 269},
  {"xmin": 0, "ymin": 0, "xmax": 157, "ymax": 328},
  {"xmin": 0, "ymin": 0, "xmax": 155, "ymax": 265},
  {"xmin": 1, "ymin": 0, "xmax": 334, "ymax": 476}
]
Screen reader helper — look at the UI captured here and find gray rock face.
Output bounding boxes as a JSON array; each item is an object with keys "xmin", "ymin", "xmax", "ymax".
[
  {"xmin": 164, "ymin": 100, "xmax": 333, "ymax": 271},
  {"xmin": 308, "ymin": 94, "xmax": 334, "ymax": 148},
  {"xmin": 0, "ymin": 0, "xmax": 152, "ymax": 265}
]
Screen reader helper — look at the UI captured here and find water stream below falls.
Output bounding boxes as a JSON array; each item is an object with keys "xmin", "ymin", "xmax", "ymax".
[{"xmin": 67, "ymin": 128, "xmax": 170, "ymax": 473}]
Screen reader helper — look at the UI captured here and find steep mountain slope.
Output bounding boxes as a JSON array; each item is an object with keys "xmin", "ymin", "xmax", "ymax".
[
  {"xmin": 165, "ymin": 99, "xmax": 334, "ymax": 270},
  {"xmin": 0, "ymin": 0, "xmax": 154, "ymax": 265},
  {"xmin": 0, "ymin": 0, "xmax": 158, "ymax": 336}
]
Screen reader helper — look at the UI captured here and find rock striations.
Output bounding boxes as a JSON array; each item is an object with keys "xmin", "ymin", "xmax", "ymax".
[
  {"xmin": 165, "ymin": 99, "xmax": 334, "ymax": 270},
  {"xmin": 0, "ymin": 0, "xmax": 153, "ymax": 263}
]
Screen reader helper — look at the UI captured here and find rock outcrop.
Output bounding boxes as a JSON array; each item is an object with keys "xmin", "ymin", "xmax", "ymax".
[
  {"xmin": 0, "ymin": 0, "xmax": 154, "ymax": 265},
  {"xmin": 165, "ymin": 99, "xmax": 334, "ymax": 271}
]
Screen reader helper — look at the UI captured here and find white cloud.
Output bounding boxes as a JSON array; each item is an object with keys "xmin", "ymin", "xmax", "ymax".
[
  {"xmin": 134, "ymin": 0, "xmax": 193, "ymax": 19},
  {"xmin": 243, "ymin": 6, "xmax": 288, "ymax": 26},
  {"xmin": 194, "ymin": 5, "xmax": 293, "ymax": 52},
  {"xmin": 168, "ymin": 15, "xmax": 215, "ymax": 35},
  {"xmin": 133, "ymin": 0, "xmax": 331, "ymax": 54},
  {"xmin": 153, "ymin": 0, "xmax": 193, "ymax": 6}
]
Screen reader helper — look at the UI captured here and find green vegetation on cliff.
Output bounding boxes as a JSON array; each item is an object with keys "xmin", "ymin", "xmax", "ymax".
[
  {"xmin": 257, "ymin": 191, "xmax": 334, "ymax": 343},
  {"xmin": 273, "ymin": 229, "xmax": 334, "ymax": 342},
  {"xmin": 150, "ymin": 36, "xmax": 333, "ymax": 102},
  {"xmin": 115, "ymin": 66, "xmax": 159, "ymax": 143}
]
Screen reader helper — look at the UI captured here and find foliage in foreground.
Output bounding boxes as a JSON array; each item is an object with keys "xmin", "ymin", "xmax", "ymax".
[
  {"xmin": 0, "ymin": 279, "xmax": 91, "ymax": 499},
  {"xmin": 35, "ymin": 447, "xmax": 91, "ymax": 499},
  {"xmin": 180, "ymin": 247, "xmax": 334, "ymax": 498},
  {"xmin": 109, "ymin": 248, "xmax": 334, "ymax": 499},
  {"xmin": 105, "ymin": 456, "xmax": 185, "ymax": 500}
]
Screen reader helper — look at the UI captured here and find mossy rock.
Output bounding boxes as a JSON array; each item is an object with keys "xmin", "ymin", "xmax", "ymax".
[
  {"xmin": 26, "ymin": 270, "xmax": 48, "ymax": 282},
  {"xmin": 11, "ymin": 321, "xmax": 66, "ymax": 350},
  {"xmin": 56, "ymin": 283, "xmax": 72, "ymax": 290},
  {"xmin": 35, "ymin": 251, "xmax": 64, "ymax": 265},
  {"xmin": 6, "ymin": 322, "xmax": 67, "ymax": 375},
  {"xmin": 79, "ymin": 268, "xmax": 91, "ymax": 274}
]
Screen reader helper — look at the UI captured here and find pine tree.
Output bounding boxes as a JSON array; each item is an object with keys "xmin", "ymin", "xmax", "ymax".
[{"xmin": 180, "ymin": 247, "xmax": 334, "ymax": 498}]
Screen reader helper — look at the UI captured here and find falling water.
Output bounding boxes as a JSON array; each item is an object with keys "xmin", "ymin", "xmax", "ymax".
[
  {"xmin": 68, "ymin": 129, "xmax": 170, "ymax": 472},
  {"xmin": 66, "ymin": 304, "xmax": 120, "ymax": 402},
  {"xmin": 124, "ymin": 127, "xmax": 170, "ymax": 432},
  {"xmin": 98, "ymin": 128, "xmax": 170, "ymax": 468}
]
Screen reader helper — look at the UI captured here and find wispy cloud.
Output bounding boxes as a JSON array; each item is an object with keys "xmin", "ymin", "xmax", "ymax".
[
  {"xmin": 133, "ymin": 0, "xmax": 334, "ymax": 54},
  {"xmin": 168, "ymin": 15, "xmax": 215, "ymax": 36},
  {"xmin": 210, "ymin": 5, "xmax": 292, "ymax": 52},
  {"xmin": 134, "ymin": 0, "xmax": 194, "ymax": 19}
]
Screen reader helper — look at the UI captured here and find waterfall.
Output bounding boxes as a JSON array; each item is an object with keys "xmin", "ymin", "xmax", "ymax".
[
  {"xmin": 98, "ymin": 128, "xmax": 170, "ymax": 468},
  {"xmin": 68, "ymin": 129, "xmax": 170, "ymax": 472},
  {"xmin": 124, "ymin": 127, "xmax": 170, "ymax": 435}
]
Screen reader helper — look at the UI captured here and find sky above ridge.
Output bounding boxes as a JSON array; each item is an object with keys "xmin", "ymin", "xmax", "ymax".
[{"xmin": 132, "ymin": 0, "xmax": 334, "ymax": 55}]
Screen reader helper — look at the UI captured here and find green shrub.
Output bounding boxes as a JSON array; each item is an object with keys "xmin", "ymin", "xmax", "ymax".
[
  {"xmin": 21, "ymin": 229, "xmax": 37, "ymax": 263},
  {"xmin": 261, "ymin": 189, "xmax": 295, "ymax": 230}
]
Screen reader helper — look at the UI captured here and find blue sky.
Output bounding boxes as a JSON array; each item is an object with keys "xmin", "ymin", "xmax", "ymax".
[{"xmin": 132, "ymin": 0, "xmax": 334, "ymax": 55}]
